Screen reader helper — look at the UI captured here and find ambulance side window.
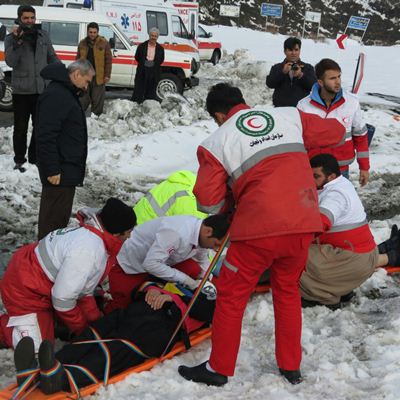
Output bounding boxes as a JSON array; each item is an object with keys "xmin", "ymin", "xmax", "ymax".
[
  {"xmin": 172, "ymin": 16, "xmax": 189, "ymax": 39},
  {"xmin": 190, "ymin": 13, "xmax": 196, "ymax": 36},
  {"xmin": 41, "ymin": 21, "xmax": 79, "ymax": 46},
  {"xmin": 98, "ymin": 25, "xmax": 126, "ymax": 50},
  {"xmin": 146, "ymin": 11, "xmax": 168, "ymax": 36},
  {"xmin": 198, "ymin": 25, "xmax": 207, "ymax": 38},
  {"xmin": 0, "ymin": 18, "xmax": 14, "ymax": 33}
]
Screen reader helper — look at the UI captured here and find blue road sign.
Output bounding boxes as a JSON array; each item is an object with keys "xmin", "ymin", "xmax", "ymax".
[
  {"xmin": 347, "ymin": 16, "xmax": 370, "ymax": 31},
  {"xmin": 261, "ymin": 3, "xmax": 283, "ymax": 18}
]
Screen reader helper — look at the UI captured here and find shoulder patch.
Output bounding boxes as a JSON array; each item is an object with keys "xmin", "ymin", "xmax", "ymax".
[{"xmin": 236, "ymin": 111, "xmax": 275, "ymax": 137}]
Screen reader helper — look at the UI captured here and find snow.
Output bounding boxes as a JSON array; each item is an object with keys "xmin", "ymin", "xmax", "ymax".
[{"xmin": 1, "ymin": 25, "xmax": 400, "ymax": 399}]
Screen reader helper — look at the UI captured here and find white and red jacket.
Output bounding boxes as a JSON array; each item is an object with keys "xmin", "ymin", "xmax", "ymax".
[
  {"xmin": 317, "ymin": 175, "xmax": 376, "ymax": 253},
  {"xmin": 2, "ymin": 208, "xmax": 123, "ymax": 334},
  {"xmin": 193, "ymin": 104, "xmax": 346, "ymax": 241},
  {"xmin": 117, "ymin": 215, "xmax": 209, "ymax": 284},
  {"xmin": 297, "ymin": 84, "xmax": 369, "ymax": 172}
]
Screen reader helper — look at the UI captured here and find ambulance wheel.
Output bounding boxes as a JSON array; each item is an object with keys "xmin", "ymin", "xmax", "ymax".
[
  {"xmin": 210, "ymin": 50, "xmax": 220, "ymax": 65},
  {"xmin": 157, "ymin": 73, "xmax": 183, "ymax": 101},
  {"xmin": 0, "ymin": 80, "xmax": 13, "ymax": 112}
]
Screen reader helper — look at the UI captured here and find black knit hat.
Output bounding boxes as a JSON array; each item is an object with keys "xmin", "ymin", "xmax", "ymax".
[{"xmin": 98, "ymin": 198, "xmax": 137, "ymax": 234}]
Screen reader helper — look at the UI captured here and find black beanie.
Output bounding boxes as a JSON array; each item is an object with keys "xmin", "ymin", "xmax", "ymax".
[{"xmin": 98, "ymin": 198, "xmax": 137, "ymax": 234}]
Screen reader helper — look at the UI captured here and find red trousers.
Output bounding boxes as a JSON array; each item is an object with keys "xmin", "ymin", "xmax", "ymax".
[
  {"xmin": 106, "ymin": 259, "xmax": 202, "ymax": 312},
  {"xmin": 209, "ymin": 233, "xmax": 313, "ymax": 376}
]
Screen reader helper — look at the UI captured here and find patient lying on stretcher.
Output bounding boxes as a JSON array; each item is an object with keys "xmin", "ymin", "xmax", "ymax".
[{"xmin": 12, "ymin": 281, "xmax": 217, "ymax": 396}]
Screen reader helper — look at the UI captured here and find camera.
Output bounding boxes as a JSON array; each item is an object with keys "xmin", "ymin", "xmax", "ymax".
[
  {"xmin": 291, "ymin": 62, "xmax": 300, "ymax": 71},
  {"xmin": 14, "ymin": 19, "xmax": 41, "ymax": 34}
]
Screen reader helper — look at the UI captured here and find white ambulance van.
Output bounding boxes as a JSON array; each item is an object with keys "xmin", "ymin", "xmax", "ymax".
[
  {"xmin": 171, "ymin": 2, "xmax": 222, "ymax": 64},
  {"xmin": 43, "ymin": 0, "xmax": 200, "ymax": 73},
  {"xmin": 0, "ymin": 5, "xmax": 199, "ymax": 111}
]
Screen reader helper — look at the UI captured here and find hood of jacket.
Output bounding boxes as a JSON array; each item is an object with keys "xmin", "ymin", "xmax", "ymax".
[
  {"xmin": 40, "ymin": 62, "xmax": 79, "ymax": 94},
  {"xmin": 76, "ymin": 207, "xmax": 124, "ymax": 258}
]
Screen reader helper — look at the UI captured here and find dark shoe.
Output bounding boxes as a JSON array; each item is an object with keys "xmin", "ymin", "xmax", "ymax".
[
  {"xmin": 378, "ymin": 224, "xmax": 399, "ymax": 254},
  {"xmin": 301, "ymin": 297, "xmax": 341, "ymax": 310},
  {"xmin": 13, "ymin": 163, "xmax": 26, "ymax": 173},
  {"xmin": 14, "ymin": 336, "xmax": 37, "ymax": 386},
  {"xmin": 279, "ymin": 368, "xmax": 303, "ymax": 385},
  {"xmin": 387, "ymin": 248, "xmax": 400, "ymax": 266},
  {"xmin": 178, "ymin": 361, "xmax": 228, "ymax": 386},
  {"xmin": 38, "ymin": 340, "xmax": 65, "ymax": 394},
  {"xmin": 340, "ymin": 291, "xmax": 355, "ymax": 303}
]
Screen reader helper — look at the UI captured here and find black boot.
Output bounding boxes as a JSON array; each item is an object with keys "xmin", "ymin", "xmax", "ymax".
[
  {"xmin": 14, "ymin": 336, "xmax": 37, "ymax": 386},
  {"xmin": 378, "ymin": 224, "xmax": 399, "ymax": 254},
  {"xmin": 279, "ymin": 368, "xmax": 303, "ymax": 385},
  {"xmin": 178, "ymin": 361, "xmax": 228, "ymax": 386},
  {"xmin": 340, "ymin": 291, "xmax": 355, "ymax": 303},
  {"xmin": 387, "ymin": 248, "xmax": 400, "ymax": 267},
  {"xmin": 38, "ymin": 340, "xmax": 66, "ymax": 394}
]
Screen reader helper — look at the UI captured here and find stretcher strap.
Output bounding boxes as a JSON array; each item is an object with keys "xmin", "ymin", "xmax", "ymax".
[
  {"xmin": 12, "ymin": 368, "xmax": 40, "ymax": 400},
  {"xmin": 64, "ymin": 368, "xmax": 81, "ymax": 399},
  {"xmin": 89, "ymin": 327, "xmax": 111, "ymax": 385},
  {"xmin": 40, "ymin": 360, "xmax": 62, "ymax": 377},
  {"xmin": 64, "ymin": 364, "xmax": 99, "ymax": 385}
]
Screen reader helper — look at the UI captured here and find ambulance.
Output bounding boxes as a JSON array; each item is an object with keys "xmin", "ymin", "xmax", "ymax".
[
  {"xmin": 43, "ymin": 0, "xmax": 200, "ymax": 72},
  {"xmin": 171, "ymin": 2, "xmax": 221, "ymax": 64},
  {"xmin": 0, "ymin": 5, "xmax": 199, "ymax": 111}
]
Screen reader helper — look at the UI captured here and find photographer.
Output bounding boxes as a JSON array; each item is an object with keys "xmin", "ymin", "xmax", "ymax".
[
  {"xmin": 4, "ymin": 5, "xmax": 59, "ymax": 172},
  {"xmin": 266, "ymin": 37, "xmax": 316, "ymax": 107}
]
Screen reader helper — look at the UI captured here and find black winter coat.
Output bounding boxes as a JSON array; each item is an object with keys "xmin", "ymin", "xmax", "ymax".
[
  {"xmin": 132, "ymin": 40, "xmax": 165, "ymax": 102},
  {"xmin": 266, "ymin": 60, "xmax": 316, "ymax": 107},
  {"xmin": 36, "ymin": 63, "xmax": 87, "ymax": 187}
]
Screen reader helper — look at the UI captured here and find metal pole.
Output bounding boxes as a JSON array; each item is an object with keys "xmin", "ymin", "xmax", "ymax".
[
  {"xmin": 351, "ymin": 53, "xmax": 361, "ymax": 93},
  {"xmin": 160, "ymin": 233, "xmax": 230, "ymax": 357}
]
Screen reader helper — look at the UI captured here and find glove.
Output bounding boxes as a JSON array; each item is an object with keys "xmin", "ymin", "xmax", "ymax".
[{"xmin": 183, "ymin": 276, "xmax": 201, "ymax": 291}]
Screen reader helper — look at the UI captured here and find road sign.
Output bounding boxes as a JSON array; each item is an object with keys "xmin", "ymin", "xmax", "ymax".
[
  {"xmin": 305, "ymin": 11, "xmax": 321, "ymax": 23},
  {"xmin": 336, "ymin": 33, "xmax": 348, "ymax": 49},
  {"xmin": 347, "ymin": 16, "xmax": 370, "ymax": 31},
  {"xmin": 260, "ymin": 3, "xmax": 283, "ymax": 18},
  {"xmin": 220, "ymin": 5, "xmax": 240, "ymax": 18}
]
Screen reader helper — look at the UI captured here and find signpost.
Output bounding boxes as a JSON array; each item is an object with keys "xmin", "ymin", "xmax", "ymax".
[
  {"xmin": 345, "ymin": 16, "xmax": 370, "ymax": 43},
  {"xmin": 219, "ymin": 5, "xmax": 241, "ymax": 18},
  {"xmin": 302, "ymin": 10, "xmax": 321, "ymax": 39},
  {"xmin": 260, "ymin": 3, "xmax": 283, "ymax": 32},
  {"xmin": 336, "ymin": 33, "xmax": 348, "ymax": 49}
]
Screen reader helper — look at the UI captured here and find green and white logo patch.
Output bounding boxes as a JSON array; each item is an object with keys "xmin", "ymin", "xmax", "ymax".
[{"xmin": 236, "ymin": 111, "xmax": 275, "ymax": 137}]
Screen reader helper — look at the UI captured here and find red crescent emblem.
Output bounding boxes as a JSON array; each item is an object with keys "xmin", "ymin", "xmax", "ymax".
[{"xmin": 246, "ymin": 117, "xmax": 263, "ymax": 129}]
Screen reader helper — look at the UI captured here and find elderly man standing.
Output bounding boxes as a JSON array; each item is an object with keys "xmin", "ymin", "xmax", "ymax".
[
  {"xmin": 131, "ymin": 28, "xmax": 165, "ymax": 103},
  {"xmin": 5, "ymin": 5, "xmax": 58, "ymax": 172},
  {"xmin": 77, "ymin": 22, "xmax": 112, "ymax": 115},
  {"xmin": 36, "ymin": 59, "xmax": 95, "ymax": 240}
]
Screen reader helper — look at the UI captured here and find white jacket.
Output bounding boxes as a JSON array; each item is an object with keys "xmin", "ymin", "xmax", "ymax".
[
  {"xmin": 117, "ymin": 215, "xmax": 209, "ymax": 283},
  {"xmin": 34, "ymin": 208, "xmax": 108, "ymax": 312}
]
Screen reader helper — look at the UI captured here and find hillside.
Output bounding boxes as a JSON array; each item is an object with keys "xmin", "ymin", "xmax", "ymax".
[{"xmin": 199, "ymin": 0, "xmax": 400, "ymax": 45}]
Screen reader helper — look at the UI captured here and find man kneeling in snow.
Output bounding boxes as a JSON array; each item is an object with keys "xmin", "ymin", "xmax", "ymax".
[
  {"xmin": 12, "ymin": 281, "xmax": 217, "ymax": 395},
  {"xmin": 105, "ymin": 214, "xmax": 229, "ymax": 312},
  {"xmin": 0, "ymin": 198, "xmax": 137, "ymax": 351},
  {"xmin": 300, "ymin": 154, "xmax": 400, "ymax": 308}
]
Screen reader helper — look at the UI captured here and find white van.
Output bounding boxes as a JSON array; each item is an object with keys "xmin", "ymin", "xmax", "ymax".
[
  {"xmin": 0, "ymin": 5, "xmax": 199, "ymax": 111},
  {"xmin": 43, "ymin": 0, "xmax": 200, "ymax": 73},
  {"xmin": 172, "ymin": 2, "xmax": 222, "ymax": 64}
]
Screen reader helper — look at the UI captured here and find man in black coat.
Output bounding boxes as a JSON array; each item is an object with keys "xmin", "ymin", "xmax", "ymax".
[
  {"xmin": 36, "ymin": 59, "xmax": 95, "ymax": 240},
  {"xmin": 266, "ymin": 37, "xmax": 316, "ymax": 107},
  {"xmin": 131, "ymin": 28, "xmax": 165, "ymax": 103}
]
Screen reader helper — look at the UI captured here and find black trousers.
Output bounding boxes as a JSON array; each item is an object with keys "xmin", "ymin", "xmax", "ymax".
[
  {"xmin": 131, "ymin": 67, "xmax": 158, "ymax": 104},
  {"xmin": 12, "ymin": 93, "xmax": 39, "ymax": 164},
  {"xmin": 38, "ymin": 186, "xmax": 76, "ymax": 240}
]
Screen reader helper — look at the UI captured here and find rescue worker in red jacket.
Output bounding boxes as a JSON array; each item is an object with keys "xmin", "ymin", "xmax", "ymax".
[
  {"xmin": 178, "ymin": 83, "xmax": 346, "ymax": 386},
  {"xmin": 0, "ymin": 198, "xmax": 137, "ymax": 352}
]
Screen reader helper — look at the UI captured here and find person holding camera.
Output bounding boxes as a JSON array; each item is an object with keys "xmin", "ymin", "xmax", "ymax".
[
  {"xmin": 4, "ymin": 5, "xmax": 59, "ymax": 172},
  {"xmin": 77, "ymin": 22, "xmax": 112, "ymax": 116},
  {"xmin": 266, "ymin": 37, "xmax": 316, "ymax": 107}
]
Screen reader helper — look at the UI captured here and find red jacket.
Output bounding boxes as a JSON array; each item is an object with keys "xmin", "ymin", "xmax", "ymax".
[{"xmin": 194, "ymin": 105, "xmax": 346, "ymax": 241}]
